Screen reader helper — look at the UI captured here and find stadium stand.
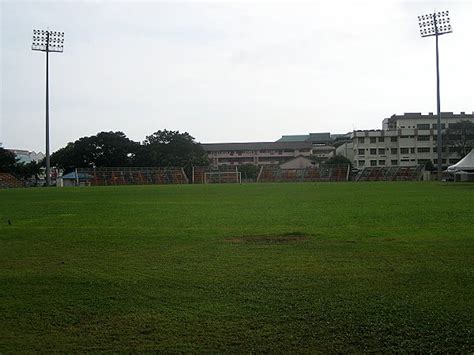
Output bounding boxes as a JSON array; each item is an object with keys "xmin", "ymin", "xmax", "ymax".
[
  {"xmin": 257, "ymin": 164, "xmax": 350, "ymax": 183},
  {"xmin": 0, "ymin": 173, "xmax": 24, "ymax": 188},
  {"xmin": 77, "ymin": 167, "xmax": 189, "ymax": 186},
  {"xmin": 355, "ymin": 165, "xmax": 424, "ymax": 181}
]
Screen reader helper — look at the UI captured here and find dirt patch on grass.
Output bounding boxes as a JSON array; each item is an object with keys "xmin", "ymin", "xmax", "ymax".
[{"xmin": 226, "ymin": 232, "xmax": 311, "ymax": 244}]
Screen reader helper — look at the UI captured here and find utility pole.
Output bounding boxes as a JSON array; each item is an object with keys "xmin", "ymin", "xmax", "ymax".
[
  {"xmin": 418, "ymin": 11, "xmax": 452, "ymax": 180},
  {"xmin": 32, "ymin": 29, "xmax": 64, "ymax": 186}
]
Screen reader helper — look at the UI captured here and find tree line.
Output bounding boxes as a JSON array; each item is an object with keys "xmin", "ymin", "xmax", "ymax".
[{"xmin": 50, "ymin": 130, "xmax": 209, "ymax": 172}]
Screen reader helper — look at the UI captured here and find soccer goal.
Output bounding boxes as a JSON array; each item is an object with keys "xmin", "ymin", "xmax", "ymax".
[{"xmin": 204, "ymin": 171, "xmax": 242, "ymax": 184}]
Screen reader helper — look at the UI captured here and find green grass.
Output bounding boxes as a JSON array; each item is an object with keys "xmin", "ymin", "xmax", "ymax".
[{"xmin": 0, "ymin": 182, "xmax": 473, "ymax": 352}]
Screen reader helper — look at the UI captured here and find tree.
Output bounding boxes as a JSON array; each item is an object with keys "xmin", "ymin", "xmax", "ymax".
[
  {"xmin": 444, "ymin": 120, "xmax": 474, "ymax": 158},
  {"xmin": 135, "ymin": 130, "xmax": 208, "ymax": 169},
  {"xmin": 51, "ymin": 131, "xmax": 139, "ymax": 169},
  {"xmin": 324, "ymin": 154, "xmax": 352, "ymax": 167},
  {"xmin": 0, "ymin": 148, "xmax": 17, "ymax": 173},
  {"xmin": 238, "ymin": 164, "xmax": 259, "ymax": 180}
]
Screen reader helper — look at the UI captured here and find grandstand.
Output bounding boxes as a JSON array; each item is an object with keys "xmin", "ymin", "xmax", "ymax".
[
  {"xmin": 0, "ymin": 173, "xmax": 24, "ymax": 188},
  {"xmin": 257, "ymin": 164, "xmax": 350, "ymax": 183},
  {"xmin": 77, "ymin": 167, "xmax": 189, "ymax": 186},
  {"xmin": 355, "ymin": 165, "xmax": 424, "ymax": 181}
]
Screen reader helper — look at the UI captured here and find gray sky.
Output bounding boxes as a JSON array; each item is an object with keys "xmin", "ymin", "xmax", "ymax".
[{"xmin": 1, "ymin": 0, "xmax": 473, "ymax": 153}]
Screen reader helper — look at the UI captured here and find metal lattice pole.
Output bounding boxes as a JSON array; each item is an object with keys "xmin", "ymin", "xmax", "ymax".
[
  {"xmin": 418, "ymin": 11, "xmax": 452, "ymax": 180},
  {"xmin": 32, "ymin": 29, "xmax": 64, "ymax": 186}
]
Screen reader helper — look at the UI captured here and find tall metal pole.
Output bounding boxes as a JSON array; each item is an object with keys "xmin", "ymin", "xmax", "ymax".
[
  {"xmin": 417, "ymin": 11, "xmax": 452, "ymax": 181},
  {"xmin": 32, "ymin": 29, "xmax": 64, "ymax": 187},
  {"xmin": 434, "ymin": 13, "xmax": 442, "ymax": 180},
  {"xmin": 45, "ymin": 32, "xmax": 51, "ymax": 187}
]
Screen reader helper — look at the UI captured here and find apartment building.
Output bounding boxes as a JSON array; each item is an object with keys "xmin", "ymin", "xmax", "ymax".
[{"xmin": 351, "ymin": 112, "xmax": 474, "ymax": 169}]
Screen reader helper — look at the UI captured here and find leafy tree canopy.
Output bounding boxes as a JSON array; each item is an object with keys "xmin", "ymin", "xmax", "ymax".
[
  {"xmin": 444, "ymin": 120, "xmax": 474, "ymax": 158},
  {"xmin": 51, "ymin": 131, "xmax": 138, "ymax": 169},
  {"xmin": 51, "ymin": 130, "xmax": 208, "ymax": 170},
  {"xmin": 324, "ymin": 154, "xmax": 352, "ymax": 167},
  {"xmin": 0, "ymin": 148, "xmax": 17, "ymax": 173}
]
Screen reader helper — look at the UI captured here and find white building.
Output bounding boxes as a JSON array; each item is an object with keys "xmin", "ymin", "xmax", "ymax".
[
  {"xmin": 350, "ymin": 112, "xmax": 474, "ymax": 169},
  {"xmin": 7, "ymin": 149, "xmax": 45, "ymax": 164}
]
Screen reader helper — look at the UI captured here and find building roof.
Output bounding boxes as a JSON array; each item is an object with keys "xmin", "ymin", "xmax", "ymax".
[
  {"xmin": 277, "ymin": 132, "xmax": 332, "ymax": 143},
  {"xmin": 308, "ymin": 132, "xmax": 331, "ymax": 142},
  {"xmin": 201, "ymin": 141, "xmax": 313, "ymax": 152},
  {"xmin": 276, "ymin": 135, "xmax": 309, "ymax": 142}
]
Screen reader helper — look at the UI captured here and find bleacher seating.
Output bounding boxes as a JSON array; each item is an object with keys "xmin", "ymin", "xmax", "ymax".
[
  {"xmin": 0, "ymin": 173, "xmax": 24, "ymax": 188},
  {"xmin": 356, "ymin": 165, "xmax": 424, "ymax": 182},
  {"xmin": 78, "ymin": 167, "xmax": 188, "ymax": 186},
  {"xmin": 257, "ymin": 164, "xmax": 350, "ymax": 183}
]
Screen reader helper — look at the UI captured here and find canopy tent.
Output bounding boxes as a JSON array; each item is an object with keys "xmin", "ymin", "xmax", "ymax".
[{"xmin": 447, "ymin": 149, "xmax": 474, "ymax": 174}]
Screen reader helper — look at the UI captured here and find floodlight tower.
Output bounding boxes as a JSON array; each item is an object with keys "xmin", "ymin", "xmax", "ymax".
[
  {"xmin": 418, "ymin": 11, "xmax": 452, "ymax": 179},
  {"xmin": 32, "ymin": 29, "xmax": 64, "ymax": 186}
]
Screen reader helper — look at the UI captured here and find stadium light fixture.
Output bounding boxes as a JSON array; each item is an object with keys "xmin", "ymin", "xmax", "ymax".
[
  {"xmin": 417, "ymin": 11, "xmax": 452, "ymax": 179},
  {"xmin": 32, "ymin": 29, "xmax": 65, "ymax": 187}
]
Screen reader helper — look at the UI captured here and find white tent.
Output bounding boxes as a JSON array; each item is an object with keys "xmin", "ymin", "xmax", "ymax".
[{"xmin": 447, "ymin": 149, "xmax": 474, "ymax": 173}]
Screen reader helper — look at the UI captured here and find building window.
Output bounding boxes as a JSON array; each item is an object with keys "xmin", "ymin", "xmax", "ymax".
[
  {"xmin": 370, "ymin": 148, "xmax": 376, "ymax": 155},
  {"xmin": 358, "ymin": 160, "xmax": 365, "ymax": 167},
  {"xmin": 391, "ymin": 148, "xmax": 397, "ymax": 155},
  {"xmin": 417, "ymin": 135, "xmax": 430, "ymax": 141},
  {"xmin": 379, "ymin": 160, "xmax": 386, "ymax": 165},
  {"xmin": 391, "ymin": 137, "xmax": 397, "ymax": 142},
  {"xmin": 370, "ymin": 160, "xmax": 377, "ymax": 166},
  {"xmin": 410, "ymin": 147, "xmax": 415, "ymax": 154},
  {"xmin": 378, "ymin": 137, "xmax": 385, "ymax": 143},
  {"xmin": 358, "ymin": 137, "xmax": 365, "ymax": 144},
  {"xmin": 417, "ymin": 124, "xmax": 430, "ymax": 130},
  {"xmin": 433, "ymin": 123, "xmax": 446, "ymax": 130},
  {"xmin": 358, "ymin": 149, "xmax": 365, "ymax": 155},
  {"xmin": 432, "ymin": 147, "xmax": 447, "ymax": 153},
  {"xmin": 378, "ymin": 148, "xmax": 385, "ymax": 155},
  {"xmin": 417, "ymin": 147, "xmax": 431, "ymax": 153},
  {"xmin": 370, "ymin": 137, "xmax": 376, "ymax": 143},
  {"xmin": 400, "ymin": 148, "xmax": 409, "ymax": 154},
  {"xmin": 391, "ymin": 160, "xmax": 398, "ymax": 165},
  {"xmin": 418, "ymin": 159, "xmax": 431, "ymax": 165}
]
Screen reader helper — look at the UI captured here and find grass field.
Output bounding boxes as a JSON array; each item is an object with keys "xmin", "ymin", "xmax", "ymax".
[{"xmin": 0, "ymin": 182, "xmax": 473, "ymax": 352}]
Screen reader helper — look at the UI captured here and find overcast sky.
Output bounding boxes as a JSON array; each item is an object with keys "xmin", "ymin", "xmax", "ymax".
[{"xmin": 1, "ymin": 0, "xmax": 473, "ymax": 153}]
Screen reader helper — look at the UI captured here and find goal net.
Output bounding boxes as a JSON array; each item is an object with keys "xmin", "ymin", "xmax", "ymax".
[{"xmin": 204, "ymin": 171, "xmax": 242, "ymax": 184}]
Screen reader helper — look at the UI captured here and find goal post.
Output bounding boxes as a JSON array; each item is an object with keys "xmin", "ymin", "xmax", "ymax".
[{"xmin": 204, "ymin": 171, "xmax": 242, "ymax": 184}]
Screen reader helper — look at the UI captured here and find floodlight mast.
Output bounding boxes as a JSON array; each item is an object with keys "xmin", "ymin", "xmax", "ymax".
[
  {"xmin": 418, "ymin": 11, "xmax": 452, "ymax": 180},
  {"xmin": 32, "ymin": 30, "xmax": 64, "ymax": 186}
]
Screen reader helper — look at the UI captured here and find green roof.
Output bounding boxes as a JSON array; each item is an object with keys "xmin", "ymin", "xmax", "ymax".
[{"xmin": 276, "ymin": 135, "xmax": 310, "ymax": 142}]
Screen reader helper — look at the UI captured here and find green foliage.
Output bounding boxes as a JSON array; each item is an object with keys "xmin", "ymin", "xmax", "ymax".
[
  {"xmin": 0, "ymin": 183, "xmax": 473, "ymax": 352},
  {"xmin": 238, "ymin": 163, "xmax": 259, "ymax": 179},
  {"xmin": 135, "ymin": 129, "xmax": 208, "ymax": 170},
  {"xmin": 51, "ymin": 131, "xmax": 138, "ymax": 169},
  {"xmin": 51, "ymin": 130, "xmax": 208, "ymax": 171},
  {"xmin": 12, "ymin": 161, "xmax": 42, "ymax": 180},
  {"xmin": 0, "ymin": 148, "xmax": 42, "ymax": 180},
  {"xmin": 444, "ymin": 120, "xmax": 474, "ymax": 158},
  {"xmin": 324, "ymin": 154, "xmax": 352, "ymax": 167},
  {"xmin": 0, "ymin": 148, "xmax": 16, "ymax": 172},
  {"xmin": 424, "ymin": 160, "xmax": 435, "ymax": 171}
]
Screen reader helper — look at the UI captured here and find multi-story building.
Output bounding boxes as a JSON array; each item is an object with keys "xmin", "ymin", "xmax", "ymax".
[
  {"xmin": 202, "ymin": 141, "xmax": 313, "ymax": 166},
  {"xmin": 350, "ymin": 112, "xmax": 474, "ymax": 169},
  {"xmin": 201, "ymin": 132, "xmax": 346, "ymax": 167}
]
